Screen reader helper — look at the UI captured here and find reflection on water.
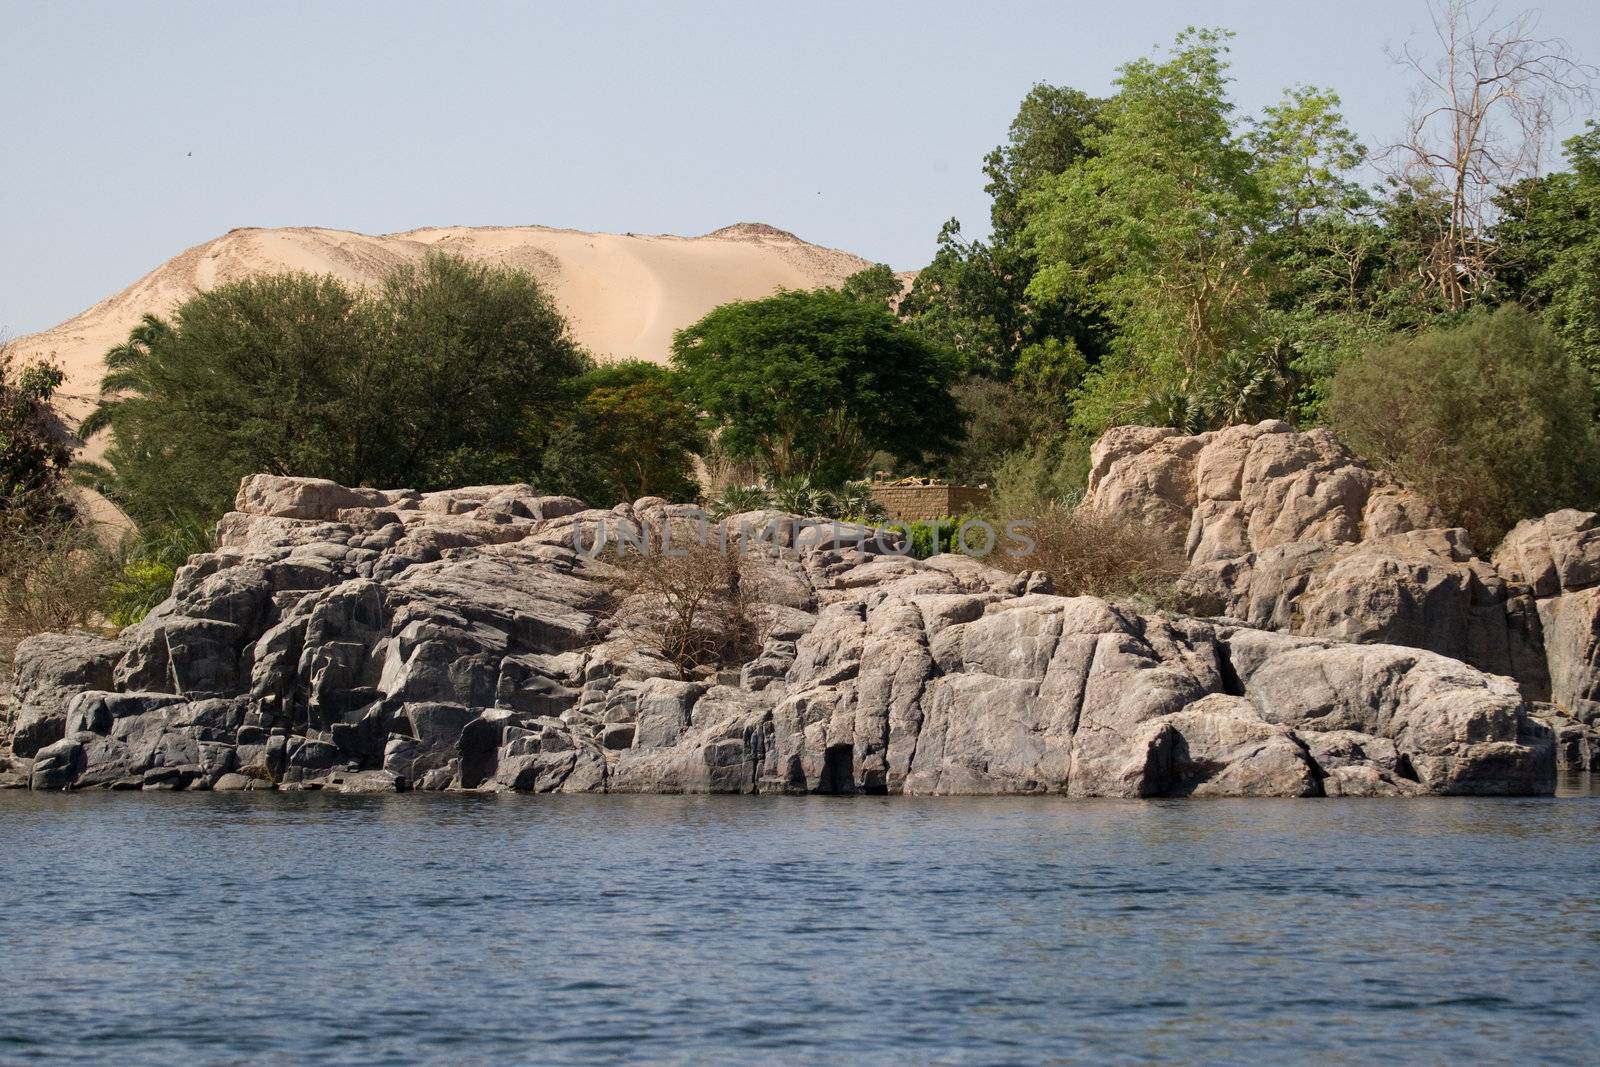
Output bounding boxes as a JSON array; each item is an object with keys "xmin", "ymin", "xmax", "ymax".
[
  {"xmin": 1557, "ymin": 770, "xmax": 1600, "ymax": 797},
  {"xmin": 1, "ymin": 792, "xmax": 1598, "ymax": 1064}
]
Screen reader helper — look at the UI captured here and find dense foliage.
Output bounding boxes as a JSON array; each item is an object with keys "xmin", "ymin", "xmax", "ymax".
[
  {"xmin": 540, "ymin": 361, "xmax": 704, "ymax": 507},
  {"xmin": 79, "ymin": 254, "xmax": 591, "ymax": 527},
  {"xmin": 672, "ymin": 289, "xmax": 961, "ymax": 484},
  {"xmin": 1, "ymin": 347, "xmax": 74, "ymax": 530},
  {"xmin": 1325, "ymin": 306, "xmax": 1600, "ymax": 549},
  {"xmin": 1494, "ymin": 126, "xmax": 1600, "ymax": 376},
  {"xmin": 895, "ymin": 21, "xmax": 1600, "ymax": 536}
]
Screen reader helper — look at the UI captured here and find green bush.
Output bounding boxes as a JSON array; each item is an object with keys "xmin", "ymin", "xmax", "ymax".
[
  {"xmin": 1326, "ymin": 305, "xmax": 1600, "ymax": 549},
  {"xmin": 903, "ymin": 514, "xmax": 1000, "ymax": 560},
  {"xmin": 991, "ymin": 434, "xmax": 1092, "ymax": 516},
  {"xmin": 102, "ymin": 517, "xmax": 216, "ymax": 627}
]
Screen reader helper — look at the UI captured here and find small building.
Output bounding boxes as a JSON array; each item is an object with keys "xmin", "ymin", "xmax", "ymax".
[{"xmin": 869, "ymin": 477, "xmax": 991, "ymax": 522}]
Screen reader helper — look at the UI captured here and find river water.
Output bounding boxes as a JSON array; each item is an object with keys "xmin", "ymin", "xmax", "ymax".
[{"xmin": 2, "ymin": 784, "xmax": 1598, "ymax": 1065}]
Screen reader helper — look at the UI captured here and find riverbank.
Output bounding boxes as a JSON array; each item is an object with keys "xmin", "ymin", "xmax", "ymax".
[
  {"xmin": 21, "ymin": 421, "xmax": 1600, "ymax": 798},
  {"xmin": 3, "ymin": 460, "xmax": 1567, "ymax": 798}
]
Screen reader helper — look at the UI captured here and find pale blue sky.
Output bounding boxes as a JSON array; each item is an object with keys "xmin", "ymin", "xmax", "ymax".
[{"xmin": 3, "ymin": 0, "xmax": 1597, "ymax": 337}]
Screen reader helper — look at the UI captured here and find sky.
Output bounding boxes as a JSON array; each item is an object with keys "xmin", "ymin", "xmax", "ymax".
[{"xmin": 3, "ymin": 0, "xmax": 1598, "ymax": 337}]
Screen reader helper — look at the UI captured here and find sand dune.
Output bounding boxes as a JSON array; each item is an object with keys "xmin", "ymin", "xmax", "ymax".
[{"xmin": 11, "ymin": 221, "xmax": 908, "ymax": 458}]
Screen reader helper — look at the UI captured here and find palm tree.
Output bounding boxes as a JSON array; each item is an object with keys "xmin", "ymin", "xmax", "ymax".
[{"xmin": 75, "ymin": 313, "xmax": 169, "ymax": 441}]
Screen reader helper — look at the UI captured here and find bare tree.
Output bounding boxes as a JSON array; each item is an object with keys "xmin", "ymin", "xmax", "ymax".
[
  {"xmin": 1384, "ymin": 0, "xmax": 1595, "ymax": 308},
  {"xmin": 603, "ymin": 532, "xmax": 765, "ymax": 680}
]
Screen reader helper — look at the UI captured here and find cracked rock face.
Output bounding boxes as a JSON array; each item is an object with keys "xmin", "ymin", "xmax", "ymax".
[
  {"xmin": 0, "ymin": 469, "xmax": 1555, "ymax": 796},
  {"xmin": 1082, "ymin": 421, "xmax": 1600, "ymax": 768}
]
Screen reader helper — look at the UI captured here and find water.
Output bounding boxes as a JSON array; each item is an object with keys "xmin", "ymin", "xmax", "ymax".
[{"xmin": 2, "ymin": 788, "xmax": 1599, "ymax": 1066}]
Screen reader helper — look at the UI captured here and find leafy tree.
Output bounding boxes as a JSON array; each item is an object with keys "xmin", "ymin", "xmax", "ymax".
[
  {"xmin": 370, "ymin": 253, "xmax": 592, "ymax": 488},
  {"xmin": 1, "ymin": 345, "xmax": 74, "ymax": 530},
  {"xmin": 78, "ymin": 273, "xmax": 380, "ymax": 526},
  {"xmin": 1026, "ymin": 31, "xmax": 1262, "ymax": 392},
  {"xmin": 672, "ymin": 289, "xmax": 961, "ymax": 484},
  {"xmin": 899, "ymin": 85, "xmax": 1110, "ymax": 377},
  {"xmin": 1023, "ymin": 30, "xmax": 1367, "ymax": 433},
  {"xmin": 540, "ymin": 361, "xmax": 703, "ymax": 506},
  {"xmin": 940, "ymin": 375, "xmax": 1037, "ymax": 486},
  {"xmin": 1325, "ymin": 305, "xmax": 1600, "ymax": 548},
  {"xmin": 1494, "ymin": 124, "xmax": 1600, "ymax": 375},
  {"xmin": 79, "ymin": 254, "xmax": 590, "ymax": 526},
  {"xmin": 839, "ymin": 263, "xmax": 904, "ymax": 307}
]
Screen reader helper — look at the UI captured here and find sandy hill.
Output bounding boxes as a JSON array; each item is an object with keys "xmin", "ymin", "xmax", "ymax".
[{"xmin": 12, "ymin": 222, "xmax": 908, "ymax": 457}]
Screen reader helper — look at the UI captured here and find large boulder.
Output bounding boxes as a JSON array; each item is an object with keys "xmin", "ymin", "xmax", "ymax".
[
  {"xmin": 1494, "ymin": 510, "xmax": 1600, "ymax": 723},
  {"xmin": 1084, "ymin": 421, "xmax": 1442, "ymax": 563},
  {"xmin": 236, "ymin": 474, "xmax": 393, "ymax": 520},
  {"xmin": 8, "ymin": 633, "xmax": 127, "ymax": 757},
  {"xmin": 1081, "ymin": 422, "xmax": 1585, "ymax": 710}
]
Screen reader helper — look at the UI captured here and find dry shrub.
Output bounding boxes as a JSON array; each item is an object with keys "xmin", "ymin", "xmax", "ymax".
[
  {"xmin": 604, "ymin": 534, "xmax": 764, "ymax": 680},
  {"xmin": 1002, "ymin": 503, "xmax": 1186, "ymax": 603},
  {"xmin": 0, "ymin": 519, "xmax": 115, "ymax": 642}
]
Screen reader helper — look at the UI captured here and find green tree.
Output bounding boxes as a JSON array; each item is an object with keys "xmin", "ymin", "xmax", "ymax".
[
  {"xmin": 1325, "ymin": 305, "xmax": 1600, "ymax": 549},
  {"xmin": 672, "ymin": 289, "xmax": 961, "ymax": 484},
  {"xmin": 1494, "ymin": 124, "xmax": 1600, "ymax": 376},
  {"xmin": 78, "ymin": 273, "xmax": 380, "ymax": 526},
  {"xmin": 940, "ymin": 375, "xmax": 1037, "ymax": 486},
  {"xmin": 541, "ymin": 361, "xmax": 703, "ymax": 505},
  {"xmin": 79, "ymin": 254, "xmax": 590, "ymax": 526},
  {"xmin": 1024, "ymin": 31, "xmax": 1368, "ymax": 434},
  {"xmin": 899, "ymin": 85, "xmax": 1110, "ymax": 378},
  {"xmin": 839, "ymin": 263, "xmax": 904, "ymax": 307},
  {"xmin": 370, "ymin": 253, "xmax": 591, "ymax": 488},
  {"xmin": 1, "ymin": 345, "xmax": 74, "ymax": 530}
]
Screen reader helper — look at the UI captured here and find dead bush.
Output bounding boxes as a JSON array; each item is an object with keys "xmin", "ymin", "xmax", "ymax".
[
  {"xmin": 1001, "ymin": 503, "xmax": 1186, "ymax": 604},
  {"xmin": 0, "ymin": 518, "xmax": 116, "ymax": 641},
  {"xmin": 603, "ymin": 534, "xmax": 764, "ymax": 680}
]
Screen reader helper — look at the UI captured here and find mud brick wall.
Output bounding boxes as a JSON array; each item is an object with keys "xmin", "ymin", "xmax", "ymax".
[{"xmin": 869, "ymin": 484, "xmax": 991, "ymax": 522}]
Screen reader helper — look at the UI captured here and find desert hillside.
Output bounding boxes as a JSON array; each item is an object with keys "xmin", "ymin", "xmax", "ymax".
[{"xmin": 11, "ymin": 222, "xmax": 904, "ymax": 455}]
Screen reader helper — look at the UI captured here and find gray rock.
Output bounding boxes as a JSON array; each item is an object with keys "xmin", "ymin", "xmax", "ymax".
[
  {"xmin": 10, "ymin": 466, "xmax": 1562, "ymax": 800},
  {"xmin": 9, "ymin": 632, "xmax": 126, "ymax": 756},
  {"xmin": 29, "ymin": 736, "xmax": 86, "ymax": 790},
  {"xmin": 327, "ymin": 769, "xmax": 404, "ymax": 794}
]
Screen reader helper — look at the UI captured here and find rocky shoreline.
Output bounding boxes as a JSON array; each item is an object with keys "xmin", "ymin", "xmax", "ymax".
[{"xmin": 4, "ymin": 421, "xmax": 1598, "ymax": 797}]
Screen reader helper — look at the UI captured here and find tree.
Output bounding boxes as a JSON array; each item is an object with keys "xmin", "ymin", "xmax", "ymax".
[
  {"xmin": 1494, "ymin": 123, "xmax": 1600, "ymax": 374},
  {"xmin": 1023, "ymin": 30, "xmax": 1367, "ymax": 433},
  {"xmin": 78, "ymin": 272, "xmax": 380, "ymax": 526},
  {"xmin": 839, "ymin": 263, "xmax": 903, "ymax": 307},
  {"xmin": 1325, "ymin": 305, "xmax": 1600, "ymax": 548},
  {"xmin": 1027, "ymin": 31, "xmax": 1263, "ymax": 389},
  {"xmin": 540, "ymin": 361, "xmax": 703, "ymax": 506},
  {"xmin": 672, "ymin": 289, "xmax": 961, "ymax": 484},
  {"xmin": 899, "ymin": 84, "xmax": 1110, "ymax": 378},
  {"xmin": 79, "ymin": 254, "xmax": 591, "ymax": 526},
  {"xmin": 1, "ymin": 343, "xmax": 74, "ymax": 530},
  {"xmin": 371, "ymin": 254, "xmax": 591, "ymax": 489},
  {"xmin": 940, "ymin": 375, "xmax": 1037, "ymax": 486},
  {"xmin": 1383, "ymin": 0, "xmax": 1596, "ymax": 310}
]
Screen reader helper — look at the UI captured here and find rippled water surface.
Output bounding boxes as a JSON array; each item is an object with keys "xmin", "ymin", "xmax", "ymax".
[{"xmin": 3, "ymin": 787, "xmax": 1599, "ymax": 1065}]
